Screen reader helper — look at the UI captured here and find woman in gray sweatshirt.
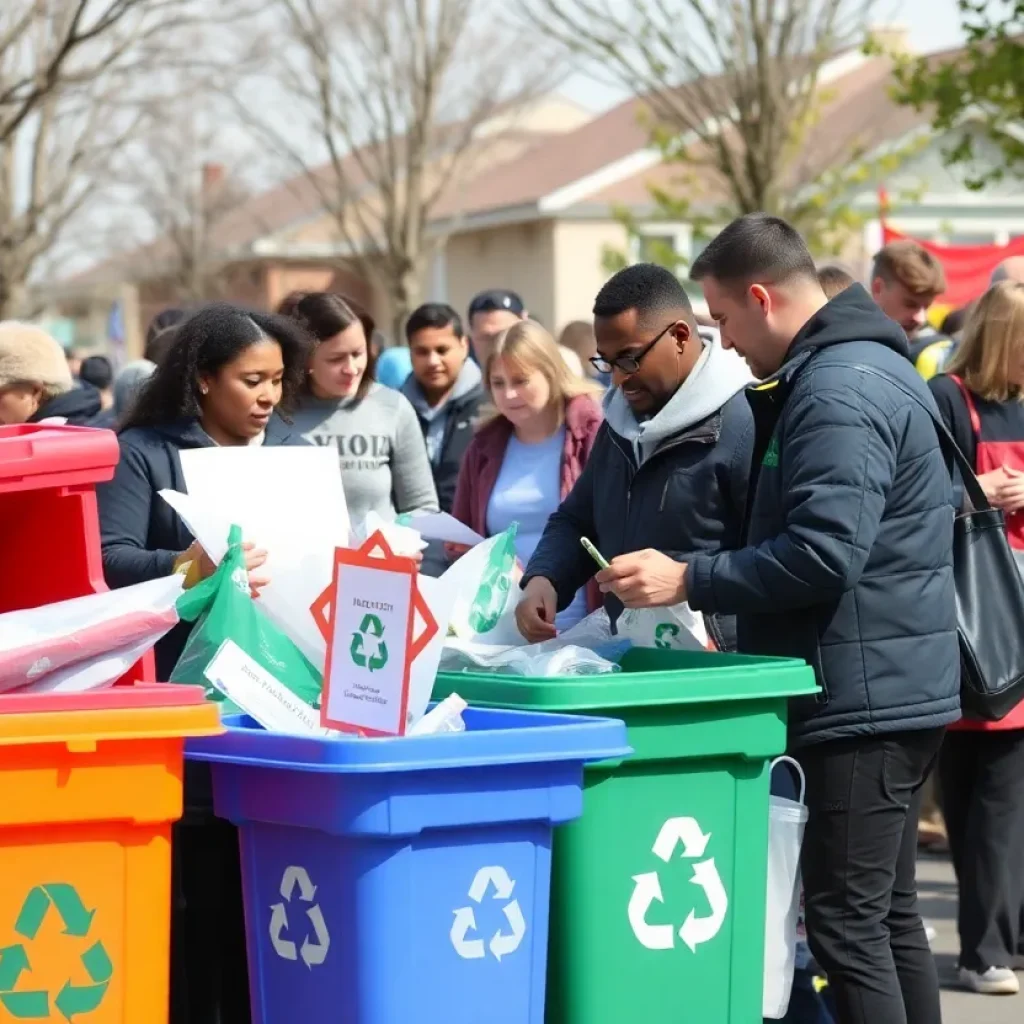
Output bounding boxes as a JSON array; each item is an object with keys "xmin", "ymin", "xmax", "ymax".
[{"xmin": 283, "ymin": 292, "xmax": 438, "ymax": 525}]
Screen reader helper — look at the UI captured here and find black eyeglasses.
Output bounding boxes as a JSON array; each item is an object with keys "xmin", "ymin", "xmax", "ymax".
[{"xmin": 590, "ymin": 321, "xmax": 677, "ymax": 376}]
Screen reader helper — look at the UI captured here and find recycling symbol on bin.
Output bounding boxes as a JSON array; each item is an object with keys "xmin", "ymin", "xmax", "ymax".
[
  {"xmin": 269, "ymin": 866, "xmax": 331, "ymax": 969},
  {"xmin": 0, "ymin": 882, "xmax": 113, "ymax": 1020},
  {"xmin": 628, "ymin": 816, "xmax": 729, "ymax": 953},
  {"xmin": 350, "ymin": 613, "xmax": 388, "ymax": 672},
  {"xmin": 450, "ymin": 866, "xmax": 527, "ymax": 962}
]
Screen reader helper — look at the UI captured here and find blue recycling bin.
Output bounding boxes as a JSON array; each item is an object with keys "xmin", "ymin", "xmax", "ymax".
[{"xmin": 186, "ymin": 707, "xmax": 630, "ymax": 1024}]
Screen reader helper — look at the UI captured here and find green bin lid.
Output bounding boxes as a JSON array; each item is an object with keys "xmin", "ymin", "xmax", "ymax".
[{"xmin": 434, "ymin": 647, "xmax": 819, "ymax": 712}]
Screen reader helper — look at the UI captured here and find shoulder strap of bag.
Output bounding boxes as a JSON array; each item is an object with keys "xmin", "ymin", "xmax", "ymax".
[
  {"xmin": 836, "ymin": 363, "xmax": 991, "ymax": 513},
  {"xmin": 948, "ymin": 373, "xmax": 983, "ymax": 439}
]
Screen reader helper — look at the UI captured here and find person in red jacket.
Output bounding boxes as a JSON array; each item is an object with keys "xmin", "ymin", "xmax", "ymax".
[
  {"xmin": 929, "ymin": 280, "xmax": 1024, "ymax": 995},
  {"xmin": 451, "ymin": 319, "xmax": 603, "ymax": 630}
]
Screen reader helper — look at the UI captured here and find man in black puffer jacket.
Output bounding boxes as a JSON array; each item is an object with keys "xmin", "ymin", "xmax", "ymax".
[{"xmin": 597, "ymin": 215, "xmax": 959, "ymax": 1024}]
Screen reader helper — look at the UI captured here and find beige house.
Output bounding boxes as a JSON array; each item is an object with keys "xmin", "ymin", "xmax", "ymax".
[{"xmin": 44, "ymin": 33, "xmax": 1024, "ymax": 353}]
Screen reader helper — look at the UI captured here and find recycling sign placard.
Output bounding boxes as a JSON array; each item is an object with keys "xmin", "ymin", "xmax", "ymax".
[
  {"xmin": 0, "ymin": 882, "xmax": 113, "ymax": 1020},
  {"xmin": 350, "ymin": 613, "xmax": 388, "ymax": 672},
  {"xmin": 450, "ymin": 866, "xmax": 526, "ymax": 962},
  {"xmin": 269, "ymin": 865, "xmax": 330, "ymax": 969},
  {"xmin": 628, "ymin": 816, "xmax": 729, "ymax": 953}
]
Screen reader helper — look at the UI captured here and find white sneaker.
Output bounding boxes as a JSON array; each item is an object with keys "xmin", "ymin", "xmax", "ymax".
[
  {"xmin": 959, "ymin": 966, "xmax": 1021, "ymax": 995},
  {"xmin": 924, "ymin": 921, "xmax": 937, "ymax": 944}
]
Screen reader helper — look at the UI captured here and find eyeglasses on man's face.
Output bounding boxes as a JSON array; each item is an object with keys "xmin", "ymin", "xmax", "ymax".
[{"xmin": 589, "ymin": 321, "xmax": 677, "ymax": 376}]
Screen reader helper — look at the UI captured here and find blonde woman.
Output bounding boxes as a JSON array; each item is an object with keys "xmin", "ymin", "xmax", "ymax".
[
  {"xmin": 451, "ymin": 320, "xmax": 604, "ymax": 630},
  {"xmin": 929, "ymin": 280, "xmax": 1024, "ymax": 995}
]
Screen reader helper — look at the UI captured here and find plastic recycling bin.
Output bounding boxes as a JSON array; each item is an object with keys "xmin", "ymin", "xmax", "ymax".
[
  {"xmin": 0, "ymin": 423, "xmax": 156, "ymax": 684},
  {"xmin": 432, "ymin": 647, "xmax": 819, "ymax": 1024},
  {"xmin": 186, "ymin": 707, "xmax": 630, "ymax": 1024},
  {"xmin": 0, "ymin": 684, "xmax": 221, "ymax": 1024}
]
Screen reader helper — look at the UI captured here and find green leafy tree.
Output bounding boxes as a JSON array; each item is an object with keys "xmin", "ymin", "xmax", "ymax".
[{"xmin": 886, "ymin": 0, "xmax": 1024, "ymax": 189}]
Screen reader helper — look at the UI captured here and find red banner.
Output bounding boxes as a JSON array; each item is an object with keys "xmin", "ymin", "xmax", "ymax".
[{"xmin": 882, "ymin": 225, "xmax": 1024, "ymax": 308}]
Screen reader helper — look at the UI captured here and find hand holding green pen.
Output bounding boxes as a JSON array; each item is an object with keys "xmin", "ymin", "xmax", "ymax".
[
  {"xmin": 581, "ymin": 537, "xmax": 624, "ymax": 634},
  {"xmin": 581, "ymin": 536, "xmax": 610, "ymax": 570}
]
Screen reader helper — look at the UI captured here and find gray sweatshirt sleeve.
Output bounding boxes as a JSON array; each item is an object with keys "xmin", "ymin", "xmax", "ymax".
[{"xmin": 391, "ymin": 392, "xmax": 439, "ymax": 514}]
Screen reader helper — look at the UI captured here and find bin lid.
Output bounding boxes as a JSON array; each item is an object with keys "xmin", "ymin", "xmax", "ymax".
[
  {"xmin": 0, "ymin": 683, "xmax": 223, "ymax": 745},
  {"xmin": 0, "ymin": 424, "xmax": 119, "ymax": 494},
  {"xmin": 186, "ymin": 706, "xmax": 631, "ymax": 774},
  {"xmin": 433, "ymin": 647, "xmax": 819, "ymax": 712}
]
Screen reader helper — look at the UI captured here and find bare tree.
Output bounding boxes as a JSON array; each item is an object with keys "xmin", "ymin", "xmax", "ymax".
[
  {"xmin": 523, "ymin": 0, "xmax": 891, "ymax": 250},
  {"xmin": 250, "ymin": 0, "xmax": 562, "ymax": 339},
  {"xmin": 0, "ymin": 0, "xmax": 262, "ymax": 317},
  {"xmin": 115, "ymin": 109, "xmax": 257, "ymax": 303}
]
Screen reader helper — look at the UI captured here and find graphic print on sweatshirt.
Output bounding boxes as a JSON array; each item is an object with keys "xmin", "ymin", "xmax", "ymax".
[{"xmin": 307, "ymin": 431, "xmax": 391, "ymax": 474}]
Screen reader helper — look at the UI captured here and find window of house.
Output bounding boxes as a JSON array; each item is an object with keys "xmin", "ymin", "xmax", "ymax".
[{"xmin": 632, "ymin": 224, "xmax": 692, "ymax": 273}]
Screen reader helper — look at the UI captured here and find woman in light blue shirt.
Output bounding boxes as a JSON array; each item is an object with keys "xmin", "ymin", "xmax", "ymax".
[{"xmin": 452, "ymin": 320, "xmax": 604, "ymax": 632}]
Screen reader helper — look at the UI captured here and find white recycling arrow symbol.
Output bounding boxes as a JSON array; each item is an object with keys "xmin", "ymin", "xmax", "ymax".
[
  {"xmin": 627, "ymin": 816, "xmax": 728, "ymax": 953},
  {"xmin": 269, "ymin": 864, "xmax": 331, "ymax": 968},
  {"xmin": 451, "ymin": 865, "xmax": 527, "ymax": 962}
]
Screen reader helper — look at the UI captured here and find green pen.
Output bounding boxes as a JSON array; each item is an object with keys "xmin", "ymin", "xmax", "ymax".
[{"xmin": 581, "ymin": 536, "xmax": 610, "ymax": 571}]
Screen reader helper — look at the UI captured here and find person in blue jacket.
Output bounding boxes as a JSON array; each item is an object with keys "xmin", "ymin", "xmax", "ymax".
[{"xmin": 96, "ymin": 302, "xmax": 311, "ymax": 1024}]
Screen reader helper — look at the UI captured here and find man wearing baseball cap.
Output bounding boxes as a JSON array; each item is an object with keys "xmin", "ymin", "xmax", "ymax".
[{"xmin": 466, "ymin": 289, "xmax": 583, "ymax": 375}]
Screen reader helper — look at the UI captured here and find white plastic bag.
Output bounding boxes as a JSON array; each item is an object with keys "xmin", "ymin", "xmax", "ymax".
[
  {"xmin": 763, "ymin": 756, "xmax": 809, "ymax": 1019},
  {"xmin": 0, "ymin": 576, "xmax": 183, "ymax": 693},
  {"xmin": 442, "ymin": 527, "xmax": 524, "ymax": 645},
  {"xmin": 555, "ymin": 604, "xmax": 708, "ymax": 652}
]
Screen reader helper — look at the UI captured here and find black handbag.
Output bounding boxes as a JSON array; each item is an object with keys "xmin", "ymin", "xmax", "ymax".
[{"xmin": 850, "ymin": 365, "xmax": 1024, "ymax": 721}]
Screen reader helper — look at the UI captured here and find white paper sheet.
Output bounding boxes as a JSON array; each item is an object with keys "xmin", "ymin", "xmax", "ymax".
[
  {"xmin": 160, "ymin": 445, "xmax": 350, "ymax": 667},
  {"xmin": 404, "ymin": 511, "xmax": 485, "ymax": 547}
]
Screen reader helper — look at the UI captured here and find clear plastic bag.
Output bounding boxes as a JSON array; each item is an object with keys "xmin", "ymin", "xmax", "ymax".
[
  {"xmin": 0, "ymin": 576, "xmax": 182, "ymax": 693},
  {"xmin": 763, "ymin": 756, "xmax": 809, "ymax": 1019},
  {"xmin": 440, "ymin": 638, "xmax": 629, "ymax": 676}
]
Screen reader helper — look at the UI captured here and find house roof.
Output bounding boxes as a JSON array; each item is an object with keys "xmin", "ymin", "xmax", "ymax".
[{"xmin": 65, "ymin": 43, "xmax": 968, "ymax": 288}]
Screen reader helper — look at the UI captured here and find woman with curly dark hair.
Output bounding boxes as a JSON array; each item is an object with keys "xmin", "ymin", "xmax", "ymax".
[
  {"xmin": 98, "ymin": 303, "xmax": 311, "ymax": 676},
  {"xmin": 97, "ymin": 303, "xmax": 312, "ymax": 1024}
]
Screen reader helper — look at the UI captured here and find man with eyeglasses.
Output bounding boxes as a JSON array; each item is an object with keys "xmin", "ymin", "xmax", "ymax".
[{"xmin": 517, "ymin": 262, "xmax": 754, "ymax": 648}]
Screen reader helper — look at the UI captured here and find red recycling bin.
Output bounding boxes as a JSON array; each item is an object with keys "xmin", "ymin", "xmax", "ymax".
[{"xmin": 0, "ymin": 423, "xmax": 153, "ymax": 681}]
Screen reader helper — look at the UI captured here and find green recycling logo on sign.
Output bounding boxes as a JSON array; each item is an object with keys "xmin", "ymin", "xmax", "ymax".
[
  {"xmin": 0, "ymin": 883, "xmax": 112, "ymax": 1020},
  {"xmin": 350, "ymin": 613, "xmax": 388, "ymax": 672}
]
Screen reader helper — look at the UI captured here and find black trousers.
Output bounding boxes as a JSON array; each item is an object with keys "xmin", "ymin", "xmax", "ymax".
[
  {"xmin": 170, "ymin": 812, "xmax": 251, "ymax": 1024},
  {"xmin": 796, "ymin": 728, "xmax": 945, "ymax": 1024},
  {"xmin": 938, "ymin": 728, "xmax": 1024, "ymax": 971}
]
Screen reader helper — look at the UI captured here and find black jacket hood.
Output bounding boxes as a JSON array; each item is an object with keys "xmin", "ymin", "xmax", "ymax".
[
  {"xmin": 31, "ymin": 383, "xmax": 103, "ymax": 426},
  {"xmin": 784, "ymin": 283, "xmax": 910, "ymax": 368}
]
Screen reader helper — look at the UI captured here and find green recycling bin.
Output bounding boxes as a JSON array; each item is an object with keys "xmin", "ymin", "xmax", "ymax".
[{"xmin": 433, "ymin": 647, "xmax": 818, "ymax": 1024}]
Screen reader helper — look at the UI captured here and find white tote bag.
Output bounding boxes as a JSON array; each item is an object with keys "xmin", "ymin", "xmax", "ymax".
[{"xmin": 763, "ymin": 756, "xmax": 809, "ymax": 1019}]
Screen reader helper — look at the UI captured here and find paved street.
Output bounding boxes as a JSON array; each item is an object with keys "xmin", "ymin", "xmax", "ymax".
[{"xmin": 917, "ymin": 854, "xmax": 1021, "ymax": 1023}]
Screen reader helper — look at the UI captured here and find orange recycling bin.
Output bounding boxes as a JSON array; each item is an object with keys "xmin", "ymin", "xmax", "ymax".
[{"xmin": 0, "ymin": 685, "xmax": 221, "ymax": 1023}]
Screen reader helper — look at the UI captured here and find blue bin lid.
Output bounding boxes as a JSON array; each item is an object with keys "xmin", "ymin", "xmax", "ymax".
[{"xmin": 186, "ymin": 706, "xmax": 630, "ymax": 774}]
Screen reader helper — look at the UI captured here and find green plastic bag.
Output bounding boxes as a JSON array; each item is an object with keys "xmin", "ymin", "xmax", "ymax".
[{"xmin": 170, "ymin": 525, "xmax": 323, "ymax": 714}]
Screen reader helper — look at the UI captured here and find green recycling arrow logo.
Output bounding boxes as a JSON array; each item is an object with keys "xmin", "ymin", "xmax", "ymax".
[
  {"xmin": 0, "ymin": 883, "xmax": 112, "ymax": 1020},
  {"xmin": 654, "ymin": 622, "xmax": 680, "ymax": 649},
  {"xmin": 350, "ymin": 613, "xmax": 389, "ymax": 672}
]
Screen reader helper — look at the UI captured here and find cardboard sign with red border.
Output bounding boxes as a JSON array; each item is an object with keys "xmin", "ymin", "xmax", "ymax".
[{"xmin": 311, "ymin": 531, "xmax": 438, "ymax": 736}]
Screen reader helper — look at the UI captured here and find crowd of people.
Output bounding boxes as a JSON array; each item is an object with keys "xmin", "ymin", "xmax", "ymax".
[{"xmin": 0, "ymin": 212, "xmax": 1022, "ymax": 1024}]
